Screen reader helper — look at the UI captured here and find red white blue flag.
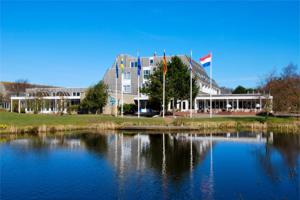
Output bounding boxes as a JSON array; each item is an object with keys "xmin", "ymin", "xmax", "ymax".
[{"xmin": 200, "ymin": 53, "xmax": 212, "ymax": 68}]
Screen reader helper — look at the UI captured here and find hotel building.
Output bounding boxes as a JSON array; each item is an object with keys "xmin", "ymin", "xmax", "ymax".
[
  {"xmin": 6, "ymin": 53, "xmax": 272, "ymax": 115},
  {"xmin": 102, "ymin": 54, "xmax": 273, "ymax": 115}
]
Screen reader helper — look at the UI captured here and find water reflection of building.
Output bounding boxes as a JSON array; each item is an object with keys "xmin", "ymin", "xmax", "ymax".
[
  {"xmin": 5, "ymin": 131, "xmax": 299, "ymax": 200},
  {"xmin": 107, "ymin": 134, "xmax": 152, "ymax": 174},
  {"xmin": 9, "ymin": 136, "xmax": 83, "ymax": 150},
  {"xmin": 105, "ymin": 133, "xmax": 213, "ymax": 181},
  {"xmin": 7, "ymin": 132, "xmax": 298, "ymax": 186}
]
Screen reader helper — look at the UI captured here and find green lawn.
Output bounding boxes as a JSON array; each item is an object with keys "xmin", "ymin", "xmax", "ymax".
[
  {"xmin": 0, "ymin": 111, "xmax": 298, "ymax": 129},
  {"xmin": 0, "ymin": 112, "xmax": 166, "ymax": 127}
]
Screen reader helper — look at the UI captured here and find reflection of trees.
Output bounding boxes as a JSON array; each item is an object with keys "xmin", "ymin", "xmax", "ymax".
[
  {"xmin": 255, "ymin": 133, "xmax": 299, "ymax": 180},
  {"xmin": 8, "ymin": 133, "xmax": 109, "ymax": 156},
  {"xmin": 272, "ymin": 134, "xmax": 300, "ymax": 168},
  {"xmin": 141, "ymin": 134, "xmax": 209, "ymax": 181},
  {"xmin": 79, "ymin": 133, "xmax": 108, "ymax": 156},
  {"xmin": 255, "ymin": 143, "xmax": 278, "ymax": 180},
  {"xmin": 8, "ymin": 133, "xmax": 212, "ymax": 184},
  {"xmin": 8, "ymin": 135, "xmax": 50, "ymax": 156}
]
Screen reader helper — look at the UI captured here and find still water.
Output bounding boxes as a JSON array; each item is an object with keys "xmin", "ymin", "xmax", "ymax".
[{"xmin": 1, "ymin": 132, "xmax": 299, "ymax": 200}]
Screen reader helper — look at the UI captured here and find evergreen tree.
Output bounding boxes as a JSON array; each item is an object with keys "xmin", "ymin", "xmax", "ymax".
[
  {"xmin": 141, "ymin": 56, "xmax": 199, "ymax": 112},
  {"xmin": 232, "ymin": 85, "xmax": 247, "ymax": 94},
  {"xmin": 80, "ymin": 81, "xmax": 108, "ymax": 114}
]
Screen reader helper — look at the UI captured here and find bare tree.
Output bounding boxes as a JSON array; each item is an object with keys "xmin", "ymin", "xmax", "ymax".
[
  {"xmin": 281, "ymin": 63, "xmax": 299, "ymax": 79},
  {"xmin": 12, "ymin": 79, "xmax": 29, "ymax": 96},
  {"xmin": 261, "ymin": 64, "xmax": 300, "ymax": 113}
]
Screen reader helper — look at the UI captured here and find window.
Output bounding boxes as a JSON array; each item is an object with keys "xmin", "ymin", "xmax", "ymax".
[
  {"xmin": 143, "ymin": 70, "xmax": 150, "ymax": 79},
  {"xmin": 77, "ymin": 92, "xmax": 80, "ymax": 96},
  {"xmin": 124, "ymin": 72, "xmax": 131, "ymax": 79},
  {"xmin": 131, "ymin": 61, "xmax": 138, "ymax": 67},
  {"xmin": 123, "ymin": 85, "xmax": 131, "ymax": 93},
  {"xmin": 150, "ymin": 59, "xmax": 154, "ymax": 65}
]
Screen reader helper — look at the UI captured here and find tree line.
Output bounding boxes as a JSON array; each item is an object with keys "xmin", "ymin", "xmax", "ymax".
[
  {"xmin": 259, "ymin": 64, "xmax": 300, "ymax": 113},
  {"xmin": 230, "ymin": 64, "xmax": 299, "ymax": 113}
]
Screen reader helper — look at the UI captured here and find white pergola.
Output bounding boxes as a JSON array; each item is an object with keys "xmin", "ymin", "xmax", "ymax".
[
  {"xmin": 133, "ymin": 93, "xmax": 273, "ymax": 113},
  {"xmin": 194, "ymin": 93, "xmax": 273, "ymax": 113},
  {"xmin": 10, "ymin": 87, "xmax": 86, "ymax": 114}
]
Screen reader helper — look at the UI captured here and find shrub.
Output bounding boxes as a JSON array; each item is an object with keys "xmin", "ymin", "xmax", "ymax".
[
  {"xmin": 20, "ymin": 108, "xmax": 26, "ymax": 113},
  {"xmin": 119, "ymin": 104, "xmax": 137, "ymax": 115},
  {"xmin": 67, "ymin": 105, "xmax": 79, "ymax": 114}
]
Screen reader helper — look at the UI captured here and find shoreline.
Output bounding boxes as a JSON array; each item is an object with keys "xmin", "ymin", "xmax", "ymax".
[
  {"xmin": 1, "ymin": 124, "xmax": 299, "ymax": 134},
  {"xmin": 1, "ymin": 112, "xmax": 299, "ymax": 134}
]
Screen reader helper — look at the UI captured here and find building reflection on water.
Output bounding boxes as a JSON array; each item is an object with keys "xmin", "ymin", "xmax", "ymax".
[
  {"xmin": 3, "ymin": 131, "xmax": 299, "ymax": 198},
  {"xmin": 106, "ymin": 133, "xmax": 213, "ymax": 179}
]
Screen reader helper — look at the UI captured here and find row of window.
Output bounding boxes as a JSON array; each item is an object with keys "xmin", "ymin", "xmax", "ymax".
[
  {"xmin": 122, "ymin": 70, "xmax": 151, "ymax": 80},
  {"xmin": 122, "ymin": 82, "xmax": 151, "ymax": 93},
  {"xmin": 130, "ymin": 59, "xmax": 154, "ymax": 68},
  {"xmin": 72, "ymin": 92, "xmax": 81, "ymax": 96}
]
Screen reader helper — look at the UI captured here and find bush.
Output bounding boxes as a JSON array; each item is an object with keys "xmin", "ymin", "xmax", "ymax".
[
  {"xmin": 257, "ymin": 118, "xmax": 267, "ymax": 124},
  {"xmin": 20, "ymin": 108, "xmax": 26, "ymax": 113},
  {"xmin": 119, "ymin": 104, "xmax": 137, "ymax": 115},
  {"xmin": 12, "ymin": 101, "xmax": 18, "ymax": 112},
  {"xmin": 67, "ymin": 105, "xmax": 79, "ymax": 114},
  {"xmin": 80, "ymin": 81, "xmax": 108, "ymax": 114},
  {"xmin": 256, "ymin": 112, "xmax": 274, "ymax": 117}
]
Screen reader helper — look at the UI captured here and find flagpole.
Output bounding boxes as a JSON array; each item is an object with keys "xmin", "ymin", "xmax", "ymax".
[
  {"xmin": 138, "ymin": 75, "xmax": 140, "ymax": 118},
  {"xmin": 137, "ymin": 53, "xmax": 140, "ymax": 118},
  {"xmin": 163, "ymin": 72, "xmax": 165, "ymax": 118},
  {"xmin": 115, "ymin": 61, "xmax": 118, "ymax": 117},
  {"xmin": 121, "ymin": 58, "xmax": 124, "ymax": 118},
  {"xmin": 190, "ymin": 50, "xmax": 193, "ymax": 118},
  {"xmin": 210, "ymin": 52, "xmax": 212, "ymax": 118},
  {"xmin": 162, "ymin": 50, "xmax": 166, "ymax": 118}
]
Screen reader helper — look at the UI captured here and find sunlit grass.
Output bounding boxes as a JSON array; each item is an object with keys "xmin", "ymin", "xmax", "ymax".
[
  {"xmin": 0, "ymin": 112, "xmax": 166, "ymax": 127},
  {"xmin": 0, "ymin": 111, "xmax": 298, "ymax": 131}
]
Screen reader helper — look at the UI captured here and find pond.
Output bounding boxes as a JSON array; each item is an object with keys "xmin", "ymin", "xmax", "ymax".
[{"xmin": 0, "ymin": 131, "xmax": 299, "ymax": 200}]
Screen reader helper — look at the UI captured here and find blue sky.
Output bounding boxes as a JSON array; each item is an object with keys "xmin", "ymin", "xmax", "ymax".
[{"xmin": 1, "ymin": 0, "xmax": 299, "ymax": 88}]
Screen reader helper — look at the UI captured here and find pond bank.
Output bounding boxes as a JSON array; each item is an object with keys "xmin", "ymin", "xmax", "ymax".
[{"xmin": 1, "ymin": 112, "xmax": 299, "ymax": 134}]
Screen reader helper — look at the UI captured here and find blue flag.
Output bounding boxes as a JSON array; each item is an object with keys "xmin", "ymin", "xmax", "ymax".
[
  {"xmin": 190, "ymin": 50, "xmax": 193, "ymax": 71},
  {"xmin": 115, "ymin": 62, "xmax": 119, "ymax": 79},
  {"xmin": 137, "ymin": 56, "xmax": 141, "ymax": 76}
]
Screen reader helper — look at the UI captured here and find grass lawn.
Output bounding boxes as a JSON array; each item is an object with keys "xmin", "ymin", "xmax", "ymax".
[
  {"xmin": 0, "ymin": 112, "xmax": 166, "ymax": 128},
  {"xmin": 0, "ymin": 111, "xmax": 298, "ymax": 129}
]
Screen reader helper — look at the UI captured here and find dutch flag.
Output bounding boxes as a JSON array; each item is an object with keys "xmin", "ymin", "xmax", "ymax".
[{"xmin": 200, "ymin": 53, "xmax": 212, "ymax": 68}]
